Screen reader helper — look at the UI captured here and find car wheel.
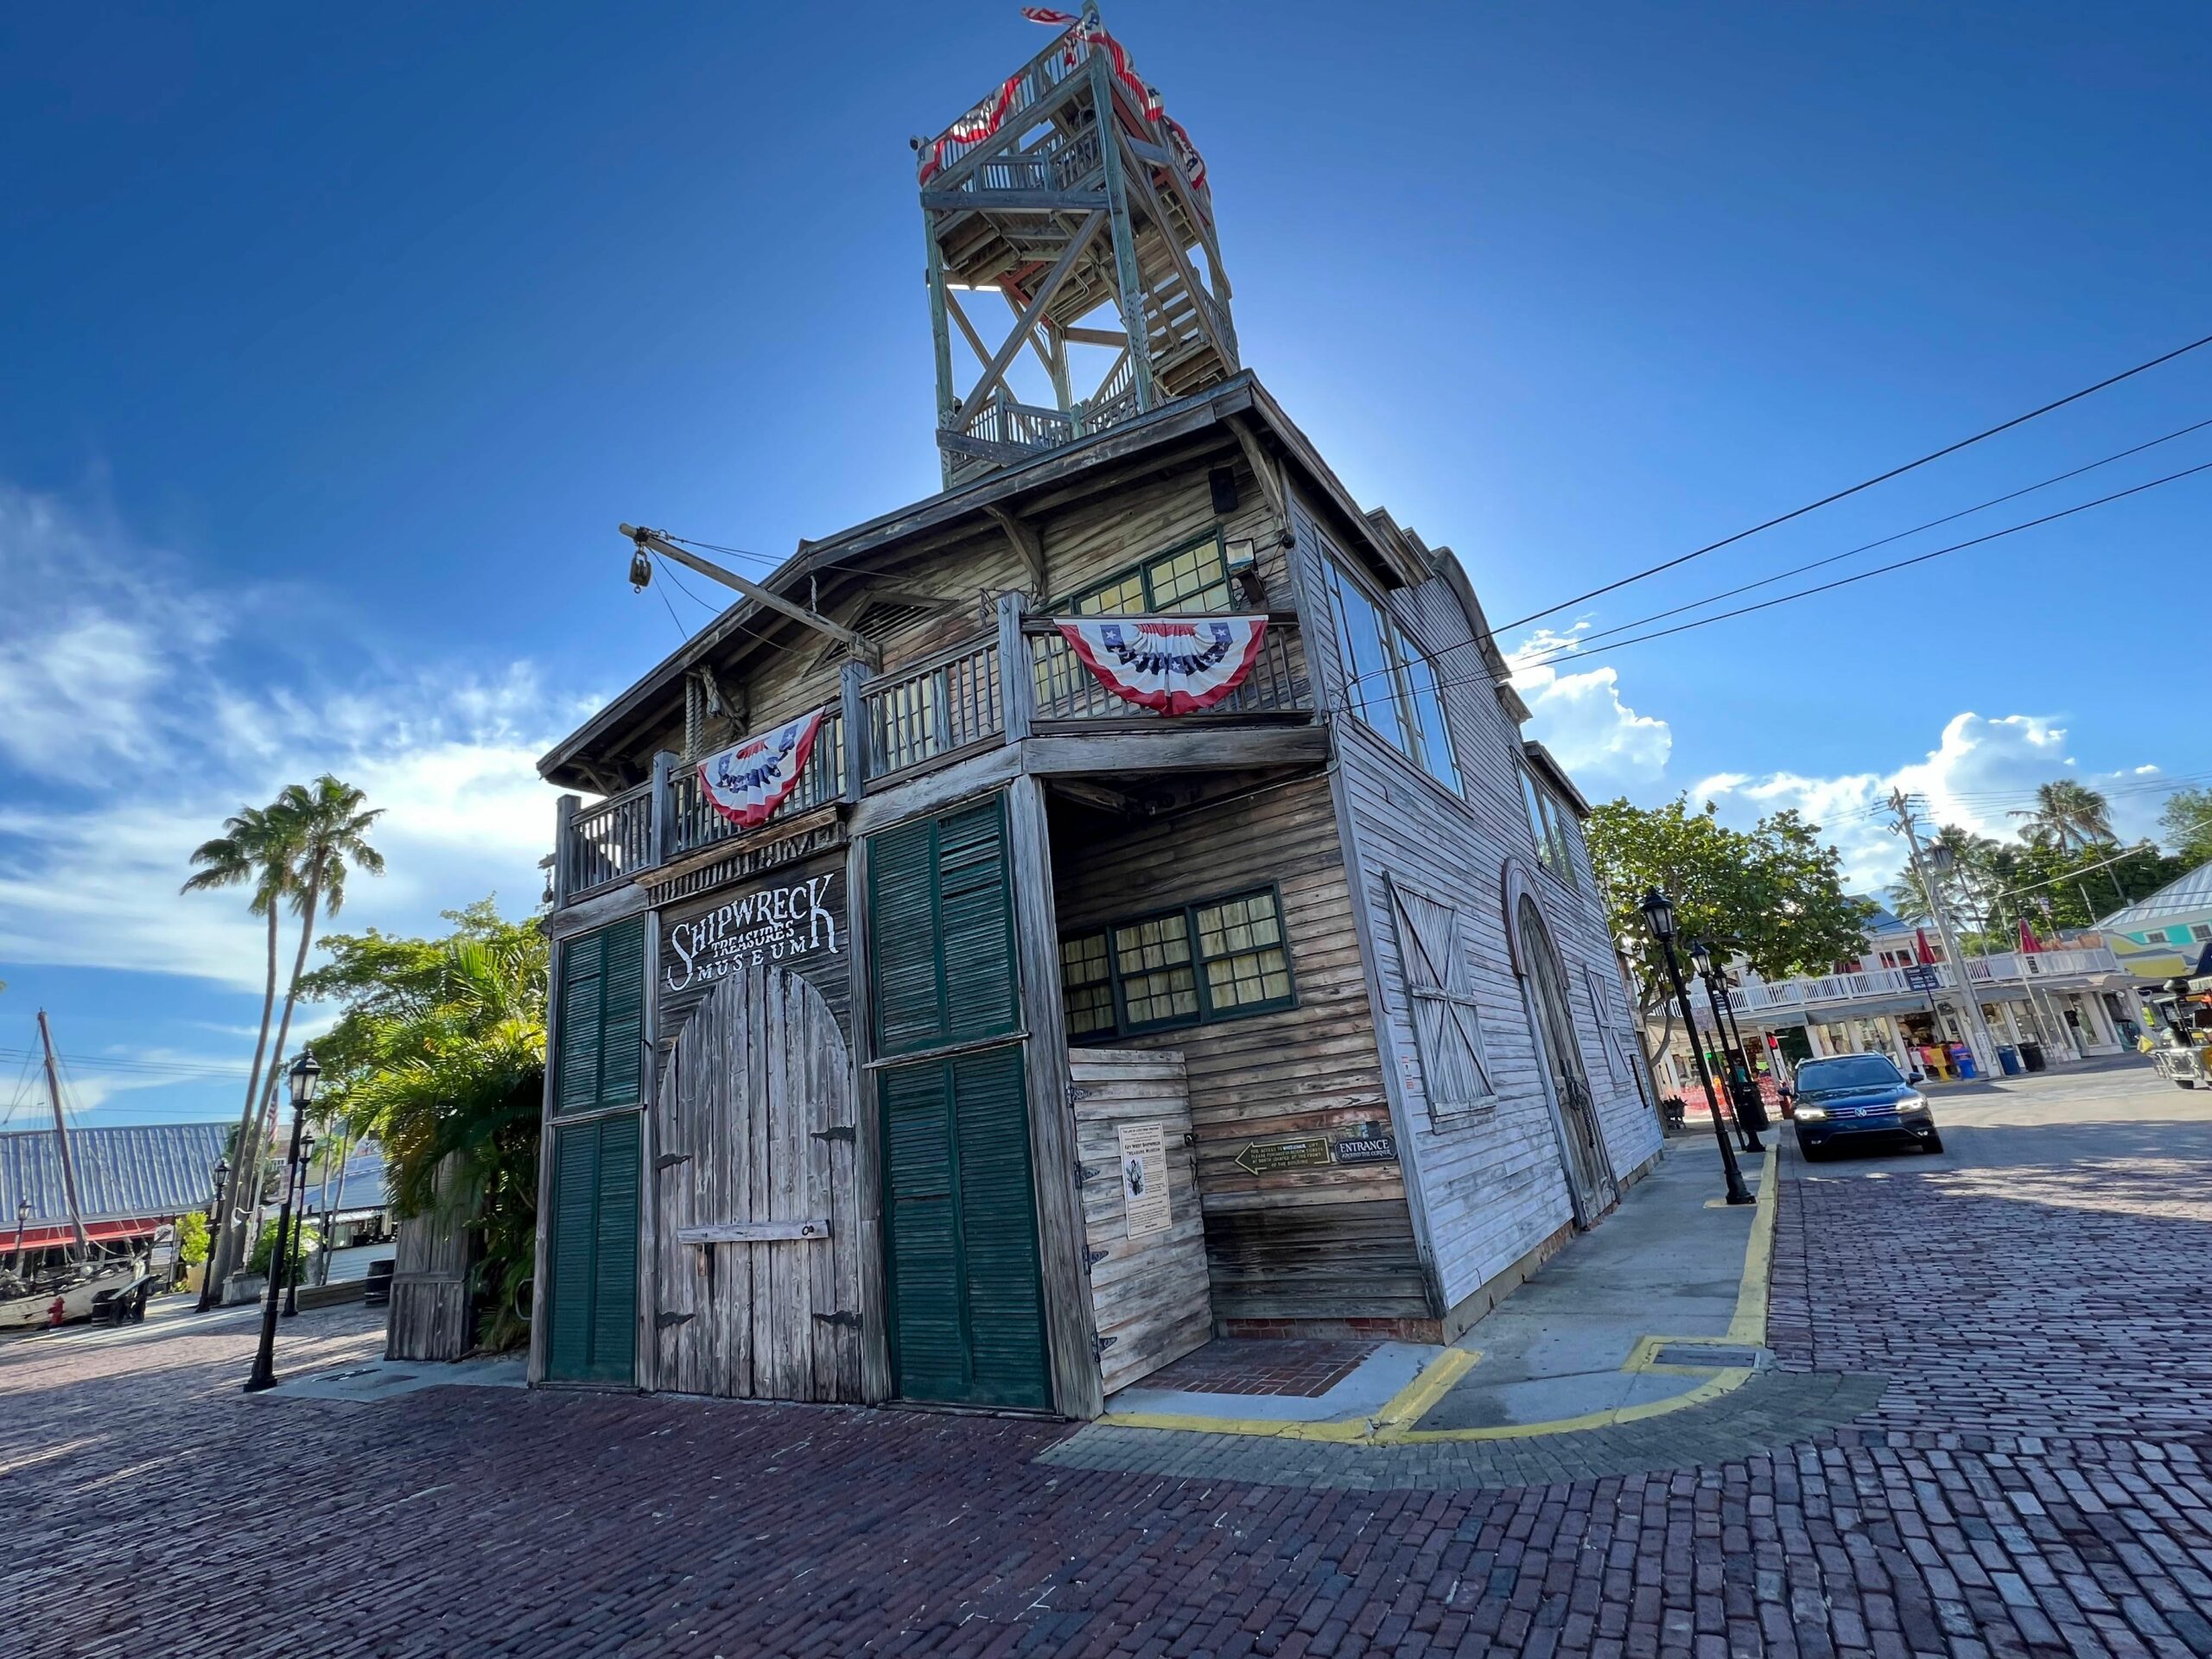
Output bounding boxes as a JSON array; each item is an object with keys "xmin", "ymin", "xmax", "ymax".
[{"xmin": 1922, "ymin": 1132, "xmax": 1944, "ymax": 1154}]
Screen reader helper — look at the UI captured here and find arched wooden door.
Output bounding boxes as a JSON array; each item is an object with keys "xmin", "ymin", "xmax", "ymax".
[
  {"xmin": 651, "ymin": 960, "xmax": 862, "ymax": 1402},
  {"xmin": 1517, "ymin": 895, "xmax": 1618, "ymax": 1225}
]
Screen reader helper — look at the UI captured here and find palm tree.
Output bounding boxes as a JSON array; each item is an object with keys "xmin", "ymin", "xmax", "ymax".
[
  {"xmin": 233, "ymin": 778, "xmax": 385, "ymax": 1246},
  {"xmin": 2010, "ymin": 780, "xmax": 2116, "ymax": 851},
  {"xmin": 181, "ymin": 804, "xmax": 301, "ymax": 1299}
]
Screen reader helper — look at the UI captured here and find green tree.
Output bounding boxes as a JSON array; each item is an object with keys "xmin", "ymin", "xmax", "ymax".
[
  {"xmin": 301, "ymin": 900, "xmax": 545, "ymax": 1351},
  {"xmin": 1586, "ymin": 797, "xmax": 1873, "ymax": 1065},
  {"xmin": 246, "ymin": 1216, "xmax": 320, "ymax": 1281},
  {"xmin": 2008, "ymin": 779, "xmax": 2117, "ymax": 851},
  {"xmin": 232, "ymin": 777, "xmax": 385, "ymax": 1259},
  {"xmin": 175, "ymin": 1210, "xmax": 210, "ymax": 1269},
  {"xmin": 2160, "ymin": 786, "xmax": 2212, "ymax": 868},
  {"xmin": 181, "ymin": 803, "xmax": 302, "ymax": 1290}
]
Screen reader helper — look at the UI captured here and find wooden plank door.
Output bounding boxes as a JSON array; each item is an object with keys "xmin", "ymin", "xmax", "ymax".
[{"xmin": 651, "ymin": 959, "xmax": 861, "ymax": 1402}]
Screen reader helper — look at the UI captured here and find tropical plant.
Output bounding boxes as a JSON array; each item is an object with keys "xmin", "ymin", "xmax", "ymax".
[
  {"xmin": 2008, "ymin": 779, "xmax": 2116, "ymax": 851},
  {"xmin": 233, "ymin": 776, "xmax": 385, "ymax": 1249},
  {"xmin": 1586, "ymin": 797, "xmax": 1873, "ymax": 1067},
  {"xmin": 246, "ymin": 1216, "xmax": 320, "ymax": 1281},
  {"xmin": 301, "ymin": 901, "xmax": 546, "ymax": 1351},
  {"xmin": 2160, "ymin": 786, "xmax": 2212, "ymax": 868},
  {"xmin": 175, "ymin": 1211, "xmax": 210, "ymax": 1269},
  {"xmin": 181, "ymin": 803, "xmax": 301, "ymax": 1287}
]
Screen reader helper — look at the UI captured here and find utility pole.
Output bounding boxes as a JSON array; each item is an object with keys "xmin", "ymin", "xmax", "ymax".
[{"xmin": 1888, "ymin": 791, "xmax": 2001, "ymax": 1077}]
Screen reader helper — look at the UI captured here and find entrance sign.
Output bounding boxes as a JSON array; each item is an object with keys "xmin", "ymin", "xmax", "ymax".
[
  {"xmin": 1054, "ymin": 616, "xmax": 1268, "ymax": 715},
  {"xmin": 696, "ymin": 708, "xmax": 828, "ymax": 829},
  {"xmin": 1233, "ymin": 1135, "xmax": 1332, "ymax": 1175},
  {"xmin": 1331, "ymin": 1134, "xmax": 1398, "ymax": 1166},
  {"xmin": 1117, "ymin": 1123, "xmax": 1173, "ymax": 1238}
]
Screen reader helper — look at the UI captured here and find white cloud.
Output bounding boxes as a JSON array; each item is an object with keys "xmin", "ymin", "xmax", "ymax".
[
  {"xmin": 1694, "ymin": 711, "xmax": 2173, "ymax": 893},
  {"xmin": 1506, "ymin": 625, "xmax": 1673, "ymax": 783},
  {"xmin": 0, "ymin": 483, "xmax": 592, "ymax": 991}
]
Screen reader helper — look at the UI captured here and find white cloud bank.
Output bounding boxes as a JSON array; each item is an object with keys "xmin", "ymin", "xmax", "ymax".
[
  {"xmin": 0, "ymin": 484, "xmax": 597, "ymax": 994},
  {"xmin": 1506, "ymin": 626, "xmax": 1672, "ymax": 783}
]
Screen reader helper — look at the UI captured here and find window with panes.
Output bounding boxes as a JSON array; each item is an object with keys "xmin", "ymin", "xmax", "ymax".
[
  {"xmin": 1060, "ymin": 886, "xmax": 1296, "ymax": 1040},
  {"xmin": 1063, "ymin": 531, "xmax": 1235, "ymax": 615},
  {"xmin": 1322, "ymin": 561, "xmax": 1464, "ymax": 797},
  {"xmin": 1520, "ymin": 768, "xmax": 1579, "ymax": 887}
]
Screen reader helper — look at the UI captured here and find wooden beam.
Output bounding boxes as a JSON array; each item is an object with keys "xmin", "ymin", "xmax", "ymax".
[
  {"xmin": 985, "ymin": 505, "xmax": 1047, "ymax": 595},
  {"xmin": 624, "ymin": 526, "xmax": 880, "ymax": 666},
  {"xmin": 1227, "ymin": 414, "xmax": 1292, "ymax": 537},
  {"xmin": 676, "ymin": 1219, "xmax": 831, "ymax": 1244},
  {"xmin": 921, "ymin": 187, "xmax": 1107, "ymax": 213},
  {"xmin": 1116, "ymin": 131, "xmax": 1232, "ymax": 369},
  {"xmin": 944, "ymin": 289, "xmax": 995, "ymax": 370},
  {"xmin": 955, "ymin": 212, "xmax": 1104, "ymax": 426},
  {"xmin": 1061, "ymin": 326, "xmax": 1127, "ymax": 348},
  {"xmin": 1022, "ymin": 726, "xmax": 1331, "ymax": 776}
]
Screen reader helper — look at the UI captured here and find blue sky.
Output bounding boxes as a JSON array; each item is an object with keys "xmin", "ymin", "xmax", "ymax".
[{"xmin": 3, "ymin": 1, "xmax": 2208, "ymax": 1128}]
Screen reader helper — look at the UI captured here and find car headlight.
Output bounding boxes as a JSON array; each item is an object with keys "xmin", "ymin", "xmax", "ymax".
[
  {"xmin": 1896, "ymin": 1095, "xmax": 1930, "ymax": 1115},
  {"xmin": 1794, "ymin": 1106, "xmax": 1828, "ymax": 1122}
]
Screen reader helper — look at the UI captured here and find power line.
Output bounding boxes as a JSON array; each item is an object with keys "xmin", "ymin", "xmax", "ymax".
[
  {"xmin": 1531, "ymin": 413, "xmax": 2212, "ymax": 658},
  {"xmin": 1494, "ymin": 456, "xmax": 2212, "ymax": 685},
  {"xmin": 1491, "ymin": 328, "xmax": 2212, "ymax": 633}
]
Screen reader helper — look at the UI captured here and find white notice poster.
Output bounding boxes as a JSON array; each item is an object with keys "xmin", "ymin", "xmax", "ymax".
[{"xmin": 1117, "ymin": 1122, "xmax": 1173, "ymax": 1240}]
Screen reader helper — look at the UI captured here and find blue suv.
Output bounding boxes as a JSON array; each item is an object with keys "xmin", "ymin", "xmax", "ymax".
[{"xmin": 1789, "ymin": 1053, "xmax": 1943, "ymax": 1160}]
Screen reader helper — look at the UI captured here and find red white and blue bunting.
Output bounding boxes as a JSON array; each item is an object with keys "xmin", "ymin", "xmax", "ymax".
[
  {"xmin": 696, "ymin": 708, "xmax": 828, "ymax": 830},
  {"xmin": 1054, "ymin": 615, "xmax": 1268, "ymax": 716}
]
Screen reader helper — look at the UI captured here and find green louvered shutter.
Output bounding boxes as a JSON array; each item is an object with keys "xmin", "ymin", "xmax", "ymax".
[
  {"xmin": 937, "ymin": 800, "xmax": 1019, "ymax": 1045},
  {"xmin": 546, "ymin": 1115, "xmax": 639, "ymax": 1384},
  {"xmin": 595, "ymin": 918, "xmax": 645, "ymax": 1110},
  {"xmin": 880, "ymin": 1061, "xmax": 967, "ymax": 1401},
  {"xmin": 588, "ymin": 1112, "xmax": 639, "ymax": 1380},
  {"xmin": 556, "ymin": 931, "xmax": 604, "ymax": 1114},
  {"xmin": 951, "ymin": 1045, "xmax": 1048, "ymax": 1408},
  {"xmin": 870, "ymin": 818, "xmax": 944, "ymax": 1057}
]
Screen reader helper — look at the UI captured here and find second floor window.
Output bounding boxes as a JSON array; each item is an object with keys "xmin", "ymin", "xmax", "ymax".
[
  {"xmin": 1521, "ymin": 767, "xmax": 1579, "ymax": 887},
  {"xmin": 1065, "ymin": 531, "xmax": 1235, "ymax": 615},
  {"xmin": 1324, "ymin": 561, "xmax": 1464, "ymax": 797}
]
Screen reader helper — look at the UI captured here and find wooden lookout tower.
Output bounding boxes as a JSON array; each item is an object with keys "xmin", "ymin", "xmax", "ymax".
[{"xmin": 916, "ymin": 6, "xmax": 1237, "ymax": 488}]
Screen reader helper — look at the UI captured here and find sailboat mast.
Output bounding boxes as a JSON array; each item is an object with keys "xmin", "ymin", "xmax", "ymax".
[{"xmin": 36, "ymin": 1011, "xmax": 92, "ymax": 1259}]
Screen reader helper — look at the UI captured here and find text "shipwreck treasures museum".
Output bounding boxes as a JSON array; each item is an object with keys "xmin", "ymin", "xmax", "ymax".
[{"xmin": 530, "ymin": 8, "xmax": 1659, "ymax": 1420}]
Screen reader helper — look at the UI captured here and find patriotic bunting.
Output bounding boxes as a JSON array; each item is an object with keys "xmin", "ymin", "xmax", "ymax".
[
  {"xmin": 916, "ymin": 10, "xmax": 1208, "ymax": 195},
  {"xmin": 696, "ymin": 708, "xmax": 828, "ymax": 830},
  {"xmin": 1055, "ymin": 615, "xmax": 1268, "ymax": 716}
]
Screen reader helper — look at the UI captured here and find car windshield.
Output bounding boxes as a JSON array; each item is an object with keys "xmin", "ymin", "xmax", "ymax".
[{"xmin": 1795, "ymin": 1055, "xmax": 1904, "ymax": 1096}]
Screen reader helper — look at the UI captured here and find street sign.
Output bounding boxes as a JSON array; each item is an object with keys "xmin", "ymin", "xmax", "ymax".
[{"xmin": 1903, "ymin": 964, "xmax": 1939, "ymax": 992}]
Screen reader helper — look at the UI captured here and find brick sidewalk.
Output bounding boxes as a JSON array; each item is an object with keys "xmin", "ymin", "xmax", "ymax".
[{"xmin": 5, "ymin": 1096, "xmax": 2212, "ymax": 1657}]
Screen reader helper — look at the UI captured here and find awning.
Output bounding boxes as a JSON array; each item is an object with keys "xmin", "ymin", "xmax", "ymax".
[{"xmin": 9, "ymin": 1217, "xmax": 160, "ymax": 1251}]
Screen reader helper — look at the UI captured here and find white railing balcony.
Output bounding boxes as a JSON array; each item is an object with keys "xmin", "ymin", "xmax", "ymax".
[{"xmin": 1730, "ymin": 944, "xmax": 2125, "ymax": 1014}]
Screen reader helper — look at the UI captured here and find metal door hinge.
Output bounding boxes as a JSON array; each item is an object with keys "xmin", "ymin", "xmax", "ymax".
[
  {"xmin": 1084, "ymin": 1246, "xmax": 1110, "ymax": 1274},
  {"xmin": 655, "ymin": 1310, "xmax": 695, "ymax": 1330},
  {"xmin": 1077, "ymin": 1162, "xmax": 1100, "ymax": 1185},
  {"xmin": 656, "ymin": 1153, "xmax": 693, "ymax": 1172},
  {"xmin": 1091, "ymin": 1333, "xmax": 1117, "ymax": 1357},
  {"xmin": 812, "ymin": 1310, "xmax": 862, "ymax": 1329},
  {"xmin": 810, "ymin": 1125, "xmax": 856, "ymax": 1143}
]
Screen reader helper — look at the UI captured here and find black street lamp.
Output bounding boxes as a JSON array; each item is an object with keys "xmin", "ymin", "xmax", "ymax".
[
  {"xmin": 10, "ymin": 1198, "xmax": 29, "ymax": 1276},
  {"xmin": 194, "ymin": 1158, "xmax": 231, "ymax": 1313},
  {"xmin": 282, "ymin": 1123, "xmax": 318, "ymax": 1318},
  {"xmin": 1690, "ymin": 939, "xmax": 1764, "ymax": 1154},
  {"xmin": 245, "ymin": 1049, "xmax": 320, "ymax": 1392},
  {"xmin": 1639, "ymin": 890, "xmax": 1754, "ymax": 1206}
]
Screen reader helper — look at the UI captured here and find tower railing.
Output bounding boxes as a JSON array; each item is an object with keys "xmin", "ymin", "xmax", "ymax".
[{"xmin": 922, "ymin": 26, "xmax": 1096, "ymax": 192}]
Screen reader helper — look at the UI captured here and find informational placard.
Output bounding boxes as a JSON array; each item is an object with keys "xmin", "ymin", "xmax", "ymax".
[
  {"xmin": 1232, "ymin": 1135, "xmax": 1332, "ymax": 1175},
  {"xmin": 1118, "ymin": 1122, "xmax": 1173, "ymax": 1239},
  {"xmin": 1331, "ymin": 1134, "xmax": 1398, "ymax": 1166}
]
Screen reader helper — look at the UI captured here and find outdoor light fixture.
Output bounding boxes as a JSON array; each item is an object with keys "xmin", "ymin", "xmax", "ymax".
[
  {"xmin": 299, "ymin": 1126, "xmax": 319, "ymax": 1168},
  {"xmin": 1688, "ymin": 938, "xmax": 1715, "ymax": 978},
  {"xmin": 213, "ymin": 1157, "xmax": 230, "ymax": 1194},
  {"xmin": 1637, "ymin": 888, "xmax": 1753, "ymax": 1206},
  {"xmin": 288, "ymin": 1049, "xmax": 321, "ymax": 1109},
  {"xmin": 248, "ymin": 1052, "xmax": 321, "ymax": 1389}
]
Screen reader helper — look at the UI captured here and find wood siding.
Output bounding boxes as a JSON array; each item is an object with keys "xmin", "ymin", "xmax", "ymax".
[
  {"xmin": 1051, "ymin": 777, "xmax": 1429, "ymax": 1322},
  {"xmin": 1287, "ymin": 493, "xmax": 1662, "ymax": 1317}
]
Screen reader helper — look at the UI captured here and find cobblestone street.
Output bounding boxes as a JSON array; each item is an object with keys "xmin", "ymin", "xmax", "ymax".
[{"xmin": 8, "ymin": 1062, "xmax": 2211, "ymax": 1659}]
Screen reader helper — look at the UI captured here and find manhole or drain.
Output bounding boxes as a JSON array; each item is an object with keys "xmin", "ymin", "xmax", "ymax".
[{"xmin": 1649, "ymin": 1343, "xmax": 1764, "ymax": 1370}]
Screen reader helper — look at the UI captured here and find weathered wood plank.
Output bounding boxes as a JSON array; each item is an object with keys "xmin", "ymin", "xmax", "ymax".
[{"xmin": 675, "ymin": 1219, "xmax": 831, "ymax": 1244}]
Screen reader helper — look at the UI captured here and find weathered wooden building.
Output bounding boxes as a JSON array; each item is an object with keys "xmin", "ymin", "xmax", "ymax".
[{"xmin": 528, "ymin": 7, "xmax": 1659, "ymax": 1419}]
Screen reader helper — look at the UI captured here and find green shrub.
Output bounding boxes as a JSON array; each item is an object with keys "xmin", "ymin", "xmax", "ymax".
[{"xmin": 245, "ymin": 1217, "xmax": 320, "ymax": 1280}]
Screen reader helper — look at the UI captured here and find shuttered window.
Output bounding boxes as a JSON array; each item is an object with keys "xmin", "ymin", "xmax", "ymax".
[
  {"xmin": 879, "ymin": 1046, "xmax": 1049, "ymax": 1409},
  {"xmin": 1387, "ymin": 875, "xmax": 1495, "ymax": 1120},
  {"xmin": 555, "ymin": 917, "xmax": 645, "ymax": 1116},
  {"xmin": 544, "ymin": 1111, "xmax": 639, "ymax": 1384},
  {"xmin": 868, "ymin": 797, "xmax": 1020, "ymax": 1058}
]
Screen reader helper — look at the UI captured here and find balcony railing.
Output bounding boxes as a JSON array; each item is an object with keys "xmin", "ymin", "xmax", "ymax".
[
  {"xmin": 555, "ymin": 614, "xmax": 1314, "ymax": 905},
  {"xmin": 921, "ymin": 24, "xmax": 1097, "ymax": 193},
  {"xmin": 1730, "ymin": 944, "xmax": 2125, "ymax": 1015},
  {"xmin": 1027, "ymin": 617, "xmax": 1308, "ymax": 723}
]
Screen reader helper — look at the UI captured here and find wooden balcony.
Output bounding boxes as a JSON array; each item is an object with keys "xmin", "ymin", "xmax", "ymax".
[{"xmin": 555, "ymin": 612, "xmax": 1314, "ymax": 904}]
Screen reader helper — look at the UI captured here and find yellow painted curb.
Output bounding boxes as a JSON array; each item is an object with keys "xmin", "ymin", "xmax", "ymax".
[{"xmin": 1093, "ymin": 1142, "xmax": 1782, "ymax": 1446}]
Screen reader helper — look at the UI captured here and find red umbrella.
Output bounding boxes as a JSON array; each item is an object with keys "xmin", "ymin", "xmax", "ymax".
[
  {"xmin": 2018, "ymin": 918, "xmax": 2043, "ymax": 954},
  {"xmin": 1915, "ymin": 927, "xmax": 1938, "ymax": 966}
]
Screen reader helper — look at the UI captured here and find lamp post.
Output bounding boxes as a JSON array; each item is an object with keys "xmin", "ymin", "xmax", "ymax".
[
  {"xmin": 1690, "ymin": 939, "xmax": 1764, "ymax": 1154},
  {"xmin": 1640, "ymin": 891, "xmax": 1754, "ymax": 1206},
  {"xmin": 245, "ymin": 1049, "xmax": 320, "ymax": 1392},
  {"xmin": 282, "ymin": 1123, "xmax": 318, "ymax": 1319},
  {"xmin": 10, "ymin": 1198, "xmax": 28, "ymax": 1276},
  {"xmin": 194, "ymin": 1158, "xmax": 230, "ymax": 1312}
]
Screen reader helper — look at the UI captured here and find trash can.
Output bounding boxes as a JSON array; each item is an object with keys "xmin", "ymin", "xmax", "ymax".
[
  {"xmin": 363, "ymin": 1259, "xmax": 396, "ymax": 1306},
  {"xmin": 1997, "ymin": 1045, "xmax": 2021, "ymax": 1076},
  {"xmin": 2019, "ymin": 1041, "xmax": 2046, "ymax": 1073}
]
